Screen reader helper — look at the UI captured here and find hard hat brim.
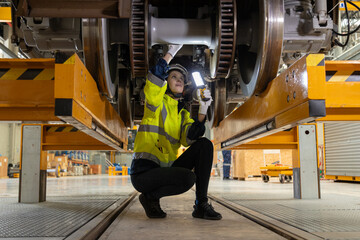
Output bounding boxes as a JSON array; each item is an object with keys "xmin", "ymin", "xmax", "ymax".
[{"xmin": 168, "ymin": 64, "xmax": 188, "ymax": 83}]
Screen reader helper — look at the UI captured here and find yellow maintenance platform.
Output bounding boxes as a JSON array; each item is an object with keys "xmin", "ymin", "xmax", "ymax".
[{"xmin": 260, "ymin": 164, "xmax": 293, "ymax": 183}]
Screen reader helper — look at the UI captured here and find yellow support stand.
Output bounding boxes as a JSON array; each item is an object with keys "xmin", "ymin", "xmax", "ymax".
[
  {"xmin": 214, "ymin": 54, "xmax": 360, "ymax": 150},
  {"xmin": 55, "ymin": 54, "xmax": 128, "ymax": 151},
  {"xmin": 0, "ymin": 55, "xmax": 128, "ymax": 203}
]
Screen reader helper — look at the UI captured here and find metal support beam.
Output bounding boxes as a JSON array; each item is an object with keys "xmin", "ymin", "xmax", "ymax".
[
  {"xmin": 0, "ymin": 7, "xmax": 11, "ymax": 22},
  {"xmin": 214, "ymin": 54, "xmax": 360, "ymax": 149},
  {"xmin": 110, "ymin": 151, "xmax": 116, "ymax": 163},
  {"xmin": 339, "ymin": 1, "xmax": 360, "ymax": 11},
  {"xmin": 223, "ymin": 127, "xmax": 298, "ymax": 151},
  {"xmin": 223, "ymin": 126, "xmax": 320, "ymax": 199},
  {"xmin": 213, "ymin": 54, "xmax": 360, "ymax": 199},
  {"xmin": 214, "ymin": 54, "xmax": 327, "ymax": 150},
  {"xmin": 19, "ymin": 125, "xmax": 46, "ymax": 203},
  {"xmin": 317, "ymin": 60, "xmax": 360, "ymax": 121},
  {"xmin": 0, "ymin": 58, "xmax": 57, "ymax": 121},
  {"xmin": 0, "ymin": 55, "xmax": 128, "ymax": 151},
  {"xmin": 293, "ymin": 125, "xmax": 320, "ymax": 199},
  {"xmin": 42, "ymin": 124, "xmax": 117, "ymax": 151},
  {"xmin": 150, "ymin": 17, "xmax": 213, "ymax": 47},
  {"xmin": 0, "ymin": 42, "xmax": 18, "ymax": 59},
  {"xmin": 18, "ymin": 123, "xmax": 118, "ymax": 203},
  {"xmin": 54, "ymin": 54, "xmax": 128, "ymax": 151},
  {"xmin": 16, "ymin": 0, "xmax": 131, "ymax": 18}
]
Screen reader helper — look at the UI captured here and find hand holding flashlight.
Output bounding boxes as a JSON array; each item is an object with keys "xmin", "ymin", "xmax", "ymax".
[
  {"xmin": 196, "ymin": 88, "xmax": 212, "ymax": 115},
  {"xmin": 199, "ymin": 88, "xmax": 210, "ymax": 101},
  {"xmin": 192, "ymin": 71, "xmax": 212, "ymax": 115},
  {"xmin": 192, "ymin": 71, "xmax": 210, "ymax": 101}
]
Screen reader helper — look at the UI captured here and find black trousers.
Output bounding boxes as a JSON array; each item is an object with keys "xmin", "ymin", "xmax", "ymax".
[{"xmin": 131, "ymin": 138, "xmax": 213, "ymax": 203}]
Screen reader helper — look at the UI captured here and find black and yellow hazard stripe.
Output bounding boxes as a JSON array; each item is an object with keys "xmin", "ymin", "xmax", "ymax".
[
  {"xmin": 46, "ymin": 126, "xmax": 79, "ymax": 133},
  {"xmin": 306, "ymin": 54, "xmax": 325, "ymax": 67},
  {"xmin": 0, "ymin": 68, "xmax": 54, "ymax": 80},
  {"xmin": 326, "ymin": 70, "xmax": 360, "ymax": 82}
]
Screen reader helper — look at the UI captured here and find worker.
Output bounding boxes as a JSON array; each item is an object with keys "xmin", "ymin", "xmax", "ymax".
[
  {"xmin": 222, "ymin": 150, "xmax": 232, "ymax": 180},
  {"xmin": 130, "ymin": 44, "xmax": 222, "ymax": 220}
]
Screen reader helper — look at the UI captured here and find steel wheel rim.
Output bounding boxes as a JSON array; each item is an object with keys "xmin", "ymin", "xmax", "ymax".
[
  {"xmin": 237, "ymin": 0, "xmax": 284, "ymax": 97},
  {"xmin": 82, "ymin": 18, "xmax": 117, "ymax": 100}
]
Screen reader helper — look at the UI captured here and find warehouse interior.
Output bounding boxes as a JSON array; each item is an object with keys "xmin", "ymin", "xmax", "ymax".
[{"xmin": 1, "ymin": 0, "xmax": 360, "ymax": 239}]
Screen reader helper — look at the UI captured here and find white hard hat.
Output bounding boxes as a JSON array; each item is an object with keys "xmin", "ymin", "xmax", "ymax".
[{"xmin": 168, "ymin": 64, "xmax": 188, "ymax": 83}]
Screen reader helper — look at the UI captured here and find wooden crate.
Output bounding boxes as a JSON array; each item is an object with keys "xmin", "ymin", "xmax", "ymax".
[
  {"xmin": 46, "ymin": 153, "xmax": 55, "ymax": 163},
  {"xmin": 232, "ymin": 149, "xmax": 294, "ymax": 179},
  {"xmin": 54, "ymin": 156, "xmax": 68, "ymax": 170},
  {"xmin": 90, "ymin": 164, "xmax": 102, "ymax": 174}
]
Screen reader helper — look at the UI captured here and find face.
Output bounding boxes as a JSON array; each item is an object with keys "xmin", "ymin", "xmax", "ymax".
[{"xmin": 167, "ymin": 70, "xmax": 185, "ymax": 94}]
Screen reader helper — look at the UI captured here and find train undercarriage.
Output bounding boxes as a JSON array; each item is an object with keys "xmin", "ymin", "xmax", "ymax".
[{"xmin": 10, "ymin": 0, "xmax": 337, "ymax": 128}]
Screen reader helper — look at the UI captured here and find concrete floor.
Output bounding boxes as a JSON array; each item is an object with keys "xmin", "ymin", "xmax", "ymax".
[{"xmin": 1, "ymin": 175, "xmax": 360, "ymax": 239}]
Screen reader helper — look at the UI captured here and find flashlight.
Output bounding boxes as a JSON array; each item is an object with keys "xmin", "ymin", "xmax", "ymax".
[{"xmin": 192, "ymin": 71, "xmax": 210, "ymax": 101}]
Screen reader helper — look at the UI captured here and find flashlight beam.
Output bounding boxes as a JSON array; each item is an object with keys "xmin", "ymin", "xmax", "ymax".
[{"xmin": 192, "ymin": 72, "xmax": 205, "ymax": 87}]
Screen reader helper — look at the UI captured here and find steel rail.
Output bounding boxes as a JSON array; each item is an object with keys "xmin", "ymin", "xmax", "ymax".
[
  {"xmin": 65, "ymin": 191, "xmax": 138, "ymax": 240},
  {"xmin": 208, "ymin": 194, "xmax": 323, "ymax": 240}
]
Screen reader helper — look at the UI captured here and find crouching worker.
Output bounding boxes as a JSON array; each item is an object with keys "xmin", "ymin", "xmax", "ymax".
[{"xmin": 130, "ymin": 44, "xmax": 222, "ymax": 220}]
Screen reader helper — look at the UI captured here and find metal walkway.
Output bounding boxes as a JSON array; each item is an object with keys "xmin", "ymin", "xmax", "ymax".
[
  {"xmin": 209, "ymin": 178, "xmax": 360, "ymax": 240},
  {"xmin": 0, "ymin": 195, "xmax": 129, "ymax": 239},
  {"xmin": 1, "ymin": 176, "xmax": 360, "ymax": 239}
]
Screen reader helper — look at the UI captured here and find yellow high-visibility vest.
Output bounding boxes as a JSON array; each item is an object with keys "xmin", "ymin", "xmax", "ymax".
[{"xmin": 133, "ymin": 72, "xmax": 195, "ymax": 167}]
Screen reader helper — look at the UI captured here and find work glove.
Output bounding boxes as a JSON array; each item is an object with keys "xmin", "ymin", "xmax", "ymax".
[
  {"xmin": 197, "ymin": 88, "xmax": 212, "ymax": 115},
  {"xmin": 167, "ymin": 44, "xmax": 183, "ymax": 58},
  {"xmin": 150, "ymin": 58, "xmax": 170, "ymax": 80}
]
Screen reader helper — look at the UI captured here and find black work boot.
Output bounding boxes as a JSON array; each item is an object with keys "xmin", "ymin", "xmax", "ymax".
[
  {"xmin": 192, "ymin": 201, "xmax": 222, "ymax": 220},
  {"xmin": 139, "ymin": 193, "xmax": 166, "ymax": 218}
]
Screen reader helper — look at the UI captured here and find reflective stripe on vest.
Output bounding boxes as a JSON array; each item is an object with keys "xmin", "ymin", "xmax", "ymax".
[
  {"xmin": 161, "ymin": 102, "xmax": 167, "ymax": 126},
  {"xmin": 180, "ymin": 111, "xmax": 186, "ymax": 130},
  {"xmin": 133, "ymin": 152, "xmax": 161, "ymax": 165},
  {"xmin": 182, "ymin": 122, "xmax": 192, "ymax": 133},
  {"xmin": 138, "ymin": 125, "xmax": 179, "ymax": 144},
  {"xmin": 148, "ymin": 72, "xmax": 166, "ymax": 87},
  {"xmin": 132, "ymin": 152, "xmax": 175, "ymax": 167},
  {"xmin": 180, "ymin": 110, "xmax": 194, "ymax": 145},
  {"xmin": 162, "ymin": 159, "xmax": 176, "ymax": 167},
  {"xmin": 146, "ymin": 101, "xmax": 159, "ymax": 112}
]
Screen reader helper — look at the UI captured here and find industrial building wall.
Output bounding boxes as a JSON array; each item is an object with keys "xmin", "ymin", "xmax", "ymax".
[
  {"xmin": 0, "ymin": 123, "xmax": 22, "ymax": 164},
  {"xmin": 0, "ymin": 124, "xmax": 11, "ymax": 158},
  {"xmin": 115, "ymin": 153, "xmax": 132, "ymax": 167},
  {"xmin": 0, "ymin": 23, "xmax": 18, "ymax": 58},
  {"xmin": 324, "ymin": 122, "xmax": 360, "ymax": 177}
]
